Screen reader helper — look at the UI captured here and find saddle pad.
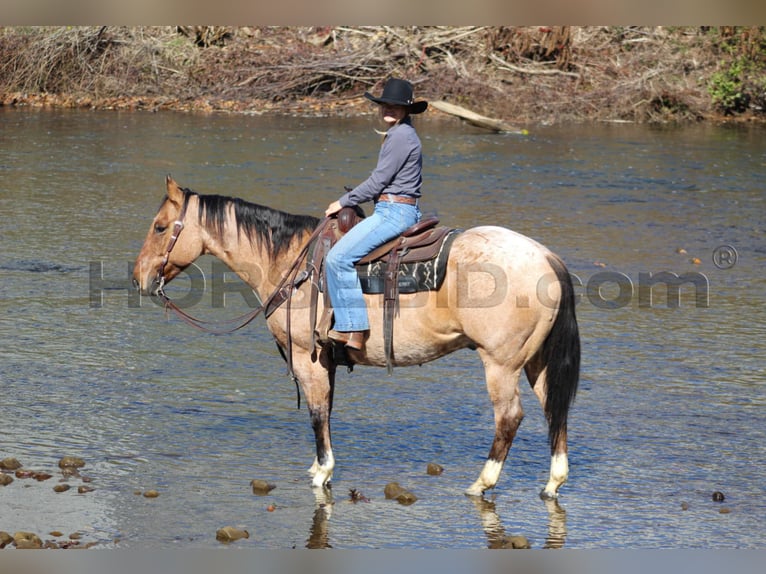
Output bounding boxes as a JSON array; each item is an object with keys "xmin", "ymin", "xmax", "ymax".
[{"xmin": 356, "ymin": 229, "xmax": 461, "ymax": 294}]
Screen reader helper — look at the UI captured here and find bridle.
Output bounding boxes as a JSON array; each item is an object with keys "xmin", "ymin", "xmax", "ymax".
[
  {"xmin": 154, "ymin": 192, "xmax": 191, "ymax": 294},
  {"xmin": 153, "ymin": 190, "xmax": 271, "ymax": 334}
]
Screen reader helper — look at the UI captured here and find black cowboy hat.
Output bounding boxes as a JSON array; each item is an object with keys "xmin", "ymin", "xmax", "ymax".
[{"xmin": 364, "ymin": 78, "xmax": 428, "ymax": 114}]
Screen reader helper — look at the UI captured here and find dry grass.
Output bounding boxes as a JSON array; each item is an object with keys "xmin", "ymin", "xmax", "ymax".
[{"xmin": 1, "ymin": 26, "xmax": 764, "ymax": 123}]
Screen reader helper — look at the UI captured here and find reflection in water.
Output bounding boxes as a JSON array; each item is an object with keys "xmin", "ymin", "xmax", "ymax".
[
  {"xmin": 306, "ymin": 487, "xmax": 334, "ymax": 549},
  {"xmin": 469, "ymin": 495, "xmax": 567, "ymax": 549}
]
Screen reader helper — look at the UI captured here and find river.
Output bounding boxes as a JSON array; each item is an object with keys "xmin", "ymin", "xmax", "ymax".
[{"xmin": 0, "ymin": 108, "xmax": 764, "ymax": 548}]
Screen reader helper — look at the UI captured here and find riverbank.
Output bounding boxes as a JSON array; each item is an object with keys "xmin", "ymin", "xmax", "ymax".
[{"xmin": 1, "ymin": 26, "xmax": 765, "ymax": 125}]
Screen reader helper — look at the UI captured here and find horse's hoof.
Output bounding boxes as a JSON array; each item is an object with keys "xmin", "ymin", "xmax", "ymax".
[
  {"xmin": 465, "ymin": 483, "xmax": 485, "ymax": 497},
  {"xmin": 539, "ymin": 488, "xmax": 559, "ymax": 501}
]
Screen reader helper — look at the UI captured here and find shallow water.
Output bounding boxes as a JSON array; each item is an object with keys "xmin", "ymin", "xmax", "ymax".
[{"xmin": 0, "ymin": 108, "xmax": 764, "ymax": 548}]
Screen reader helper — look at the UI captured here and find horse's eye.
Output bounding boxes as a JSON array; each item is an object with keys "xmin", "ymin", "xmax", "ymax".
[{"xmin": 154, "ymin": 223, "xmax": 167, "ymax": 234}]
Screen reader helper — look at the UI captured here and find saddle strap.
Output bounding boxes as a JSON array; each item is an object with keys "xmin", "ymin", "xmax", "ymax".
[
  {"xmin": 383, "ymin": 247, "xmax": 405, "ymax": 374},
  {"xmin": 308, "ymin": 236, "xmax": 332, "ymax": 352}
]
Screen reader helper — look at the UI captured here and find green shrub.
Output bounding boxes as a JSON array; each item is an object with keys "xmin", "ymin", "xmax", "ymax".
[{"xmin": 708, "ymin": 60, "xmax": 749, "ymax": 114}]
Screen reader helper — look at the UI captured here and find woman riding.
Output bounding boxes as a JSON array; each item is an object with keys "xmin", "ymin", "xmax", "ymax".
[{"xmin": 324, "ymin": 78, "xmax": 428, "ymax": 351}]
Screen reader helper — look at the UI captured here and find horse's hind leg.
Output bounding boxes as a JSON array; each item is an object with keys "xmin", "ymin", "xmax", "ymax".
[
  {"xmin": 466, "ymin": 355, "xmax": 524, "ymax": 496},
  {"xmin": 525, "ymin": 354, "xmax": 568, "ymax": 499}
]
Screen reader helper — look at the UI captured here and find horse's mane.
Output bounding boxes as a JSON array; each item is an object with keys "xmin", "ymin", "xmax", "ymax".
[{"xmin": 181, "ymin": 188, "xmax": 321, "ymax": 258}]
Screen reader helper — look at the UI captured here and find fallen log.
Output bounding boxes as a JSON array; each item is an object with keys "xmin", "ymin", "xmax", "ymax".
[{"xmin": 429, "ymin": 100, "xmax": 528, "ymax": 134}]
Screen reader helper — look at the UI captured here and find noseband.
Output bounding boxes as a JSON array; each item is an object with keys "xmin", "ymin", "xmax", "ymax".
[{"xmin": 155, "ymin": 192, "xmax": 191, "ymax": 293}]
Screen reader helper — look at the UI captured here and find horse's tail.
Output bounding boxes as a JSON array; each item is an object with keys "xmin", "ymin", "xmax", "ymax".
[{"xmin": 542, "ymin": 253, "xmax": 581, "ymax": 452}]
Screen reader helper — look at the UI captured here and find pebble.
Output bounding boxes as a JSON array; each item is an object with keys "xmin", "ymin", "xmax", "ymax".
[
  {"xmin": 216, "ymin": 526, "xmax": 250, "ymax": 543},
  {"xmin": 53, "ymin": 484, "xmax": 71, "ymax": 493},
  {"xmin": 143, "ymin": 489, "xmax": 160, "ymax": 498},
  {"xmin": 508, "ymin": 535, "xmax": 531, "ymax": 549},
  {"xmin": 13, "ymin": 531, "xmax": 42, "ymax": 549},
  {"xmin": 250, "ymin": 479, "xmax": 276, "ymax": 495},
  {"xmin": 383, "ymin": 482, "xmax": 418, "ymax": 505},
  {"xmin": 712, "ymin": 491, "xmax": 725, "ymax": 502},
  {"xmin": 0, "ymin": 474, "xmax": 13, "ymax": 486},
  {"xmin": 0, "ymin": 531, "xmax": 12, "ymax": 548},
  {"xmin": 0, "ymin": 457, "xmax": 22, "ymax": 471},
  {"xmin": 426, "ymin": 463, "xmax": 444, "ymax": 476},
  {"xmin": 58, "ymin": 456, "xmax": 85, "ymax": 469},
  {"xmin": 78, "ymin": 485, "xmax": 95, "ymax": 494}
]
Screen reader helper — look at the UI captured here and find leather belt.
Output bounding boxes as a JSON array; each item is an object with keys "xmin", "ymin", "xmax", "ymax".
[{"xmin": 378, "ymin": 193, "xmax": 418, "ymax": 206}]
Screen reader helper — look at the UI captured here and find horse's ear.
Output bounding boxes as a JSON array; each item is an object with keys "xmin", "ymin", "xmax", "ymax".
[{"xmin": 165, "ymin": 175, "xmax": 184, "ymax": 206}]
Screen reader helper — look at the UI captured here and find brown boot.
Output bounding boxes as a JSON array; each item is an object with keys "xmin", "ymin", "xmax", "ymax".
[{"xmin": 328, "ymin": 329, "xmax": 367, "ymax": 351}]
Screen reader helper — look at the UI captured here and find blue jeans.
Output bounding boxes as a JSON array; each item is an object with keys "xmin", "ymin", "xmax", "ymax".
[{"xmin": 326, "ymin": 200, "xmax": 421, "ymax": 331}]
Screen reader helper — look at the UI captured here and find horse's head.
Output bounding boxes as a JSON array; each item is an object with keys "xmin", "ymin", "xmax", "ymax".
[{"xmin": 133, "ymin": 176, "xmax": 204, "ymax": 296}]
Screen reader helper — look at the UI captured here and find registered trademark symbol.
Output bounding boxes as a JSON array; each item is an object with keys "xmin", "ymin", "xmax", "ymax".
[{"xmin": 712, "ymin": 245, "xmax": 738, "ymax": 269}]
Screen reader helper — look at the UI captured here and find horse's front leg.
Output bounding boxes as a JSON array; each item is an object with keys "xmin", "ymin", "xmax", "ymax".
[{"xmin": 298, "ymin": 351, "xmax": 336, "ymax": 488}]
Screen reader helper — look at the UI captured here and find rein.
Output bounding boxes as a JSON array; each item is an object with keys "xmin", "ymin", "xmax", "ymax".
[{"xmin": 153, "ymin": 191, "xmax": 331, "ymax": 391}]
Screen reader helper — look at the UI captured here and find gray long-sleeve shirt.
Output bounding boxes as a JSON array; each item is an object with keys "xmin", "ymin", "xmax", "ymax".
[{"xmin": 339, "ymin": 117, "xmax": 422, "ymax": 208}]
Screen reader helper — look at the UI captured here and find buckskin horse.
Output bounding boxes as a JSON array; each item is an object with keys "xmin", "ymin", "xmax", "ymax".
[{"xmin": 132, "ymin": 176, "xmax": 580, "ymax": 499}]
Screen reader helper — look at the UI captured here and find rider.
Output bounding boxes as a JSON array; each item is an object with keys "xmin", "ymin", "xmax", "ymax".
[{"xmin": 324, "ymin": 78, "xmax": 428, "ymax": 351}]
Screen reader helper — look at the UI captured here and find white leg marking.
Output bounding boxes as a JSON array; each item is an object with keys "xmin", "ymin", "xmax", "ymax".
[
  {"xmin": 311, "ymin": 451, "xmax": 335, "ymax": 488},
  {"xmin": 466, "ymin": 459, "xmax": 504, "ymax": 496},
  {"xmin": 543, "ymin": 452, "xmax": 569, "ymax": 497},
  {"xmin": 308, "ymin": 457, "xmax": 320, "ymax": 477}
]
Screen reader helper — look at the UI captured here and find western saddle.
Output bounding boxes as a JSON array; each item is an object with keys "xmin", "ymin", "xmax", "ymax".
[{"xmin": 308, "ymin": 206, "xmax": 456, "ymax": 371}]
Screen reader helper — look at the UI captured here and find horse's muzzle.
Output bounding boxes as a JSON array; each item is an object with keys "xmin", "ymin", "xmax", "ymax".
[{"xmin": 132, "ymin": 277, "xmax": 162, "ymax": 297}]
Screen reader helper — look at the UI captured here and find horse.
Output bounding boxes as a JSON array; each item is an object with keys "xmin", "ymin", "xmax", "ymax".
[{"xmin": 133, "ymin": 176, "xmax": 580, "ymax": 499}]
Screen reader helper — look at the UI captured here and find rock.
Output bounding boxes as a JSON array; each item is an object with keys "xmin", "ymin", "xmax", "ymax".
[
  {"xmin": 15, "ymin": 469, "xmax": 35, "ymax": 479},
  {"xmin": 49, "ymin": 531, "xmax": 63, "ymax": 537},
  {"xmin": 143, "ymin": 489, "xmax": 160, "ymax": 498},
  {"xmin": 384, "ymin": 481, "xmax": 405, "ymax": 499},
  {"xmin": 58, "ymin": 456, "xmax": 85, "ymax": 469},
  {"xmin": 0, "ymin": 531, "xmax": 13, "ymax": 548},
  {"xmin": 53, "ymin": 484, "xmax": 71, "ymax": 493},
  {"xmin": 78, "ymin": 485, "xmax": 95, "ymax": 494},
  {"xmin": 33, "ymin": 471, "xmax": 53, "ymax": 481},
  {"xmin": 489, "ymin": 535, "xmax": 532, "ymax": 549},
  {"xmin": 0, "ymin": 457, "xmax": 22, "ymax": 470},
  {"xmin": 395, "ymin": 490, "xmax": 418, "ymax": 505},
  {"xmin": 680, "ymin": 501, "xmax": 689, "ymax": 510},
  {"xmin": 0, "ymin": 474, "xmax": 13, "ymax": 486},
  {"xmin": 216, "ymin": 526, "xmax": 249, "ymax": 543},
  {"xmin": 426, "ymin": 463, "xmax": 444, "ymax": 476},
  {"xmin": 250, "ymin": 479, "xmax": 276, "ymax": 495},
  {"xmin": 712, "ymin": 491, "xmax": 725, "ymax": 502},
  {"xmin": 719, "ymin": 507, "xmax": 731, "ymax": 514},
  {"xmin": 383, "ymin": 481, "xmax": 417, "ymax": 505},
  {"xmin": 13, "ymin": 531, "xmax": 42, "ymax": 549},
  {"xmin": 508, "ymin": 535, "xmax": 531, "ymax": 549}
]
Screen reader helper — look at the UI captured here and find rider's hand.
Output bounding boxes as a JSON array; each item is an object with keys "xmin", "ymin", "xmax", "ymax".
[{"xmin": 325, "ymin": 200, "xmax": 343, "ymax": 217}]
